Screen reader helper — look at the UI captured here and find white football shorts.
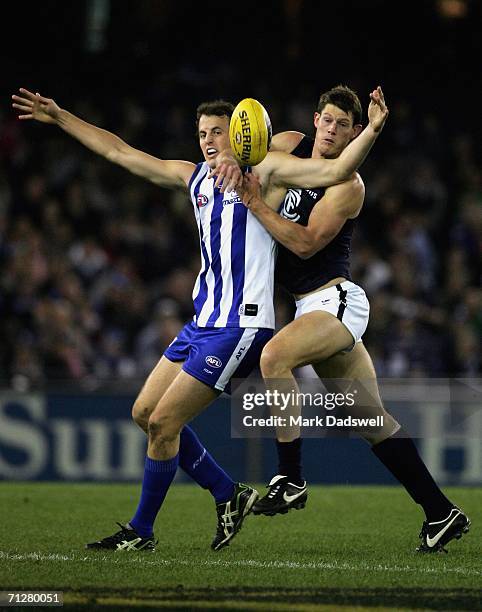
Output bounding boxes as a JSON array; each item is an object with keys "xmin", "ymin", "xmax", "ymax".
[{"xmin": 294, "ymin": 281, "xmax": 370, "ymax": 345}]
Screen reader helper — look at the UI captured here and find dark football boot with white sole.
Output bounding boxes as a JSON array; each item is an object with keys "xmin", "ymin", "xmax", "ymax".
[
  {"xmin": 211, "ymin": 483, "xmax": 259, "ymax": 551},
  {"xmin": 417, "ymin": 508, "xmax": 470, "ymax": 553},
  {"xmin": 252, "ymin": 475, "xmax": 308, "ymax": 516},
  {"xmin": 86, "ymin": 522, "xmax": 157, "ymax": 552}
]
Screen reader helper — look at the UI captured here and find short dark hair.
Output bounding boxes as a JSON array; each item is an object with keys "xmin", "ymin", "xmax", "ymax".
[
  {"xmin": 317, "ymin": 85, "xmax": 362, "ymax": 126},
  {"xmin": 196, "ymin": 100, "xmax": 234, "ymax": 128}
]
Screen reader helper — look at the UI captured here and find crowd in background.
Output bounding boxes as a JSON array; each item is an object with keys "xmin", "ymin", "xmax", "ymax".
[{"xmin": 1, "ymin": 0, "xmax": 480, "ymax": 388}]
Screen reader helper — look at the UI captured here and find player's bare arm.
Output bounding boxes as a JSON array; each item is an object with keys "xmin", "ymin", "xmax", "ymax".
[
  {"xmin": 269, "ymin": 131, "xmax": 304, "ymax": 152},
  {"xmin": 12, "ymin": 88, "xmax": 194, "ymax": 190},
  {"xmin": 238, "ymin": 172, "xmax": 364, "ymax": 259}
]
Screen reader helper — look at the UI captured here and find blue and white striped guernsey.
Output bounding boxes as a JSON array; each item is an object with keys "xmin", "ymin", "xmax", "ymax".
[{"xmin": 188, "ymin": 162, "xmax": 276, "ymax": 329}]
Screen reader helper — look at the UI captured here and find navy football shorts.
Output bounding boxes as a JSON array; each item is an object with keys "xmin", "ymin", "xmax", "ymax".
[{"xmin": 164, "ymin": 320, "xmax": 273, "ymax": 392}]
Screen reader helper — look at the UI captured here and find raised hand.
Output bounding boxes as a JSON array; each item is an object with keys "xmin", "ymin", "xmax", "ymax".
[
  {"xmin": 207, "ymin": 149, "xmax": 243, "ymax": 193},
  {"xmin": 11, "ymin": 88, "xmax": 61, "ymax": 124},
  {"xmin": 368, "ymin": 86, "xmax": 389, "ymax": 133},
  {"xmin": 237, "ymin": 173, "xmax": 262, "ymax": 209}
]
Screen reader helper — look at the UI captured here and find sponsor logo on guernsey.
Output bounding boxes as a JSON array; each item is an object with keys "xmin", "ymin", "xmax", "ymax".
[
  {"xmin": 281, "ymin": 189, "xmax": 301, "ymax": 222},
  {"xmin": 238, "ymin": 304, "xmax": 258, "ymax": 316},
  {"xmin": 222, "ymin": 191, "xmax": 243, "ymax": 206},
  {"xmin": 307, "ymin": 189, "xmax": 319, "ymax": 199},
  {"xmin": 205, "ymin": 355, "xmax": 223, "ymax": 368},
  {"xmin": 197, "ymin": 194, "xmax": 209, "ymax": 208}
]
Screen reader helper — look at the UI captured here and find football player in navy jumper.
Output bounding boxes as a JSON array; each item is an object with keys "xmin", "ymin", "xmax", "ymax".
[{"xmin": 235, "ymin": 85, "xmax": 470, "ymax": 553}]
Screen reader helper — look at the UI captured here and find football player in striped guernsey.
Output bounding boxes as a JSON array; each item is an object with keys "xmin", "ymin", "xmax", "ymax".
[
  {"xmin": 12, "ymin": 87, "xmax": 386, "ymax": 552},
  {"xmin": 231, "ymin": 85, "xmax": 470, "ymax": 553}
]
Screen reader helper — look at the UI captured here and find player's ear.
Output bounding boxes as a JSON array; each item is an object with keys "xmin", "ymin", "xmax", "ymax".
[
  {"xmin": 314, "ymin": 112, "xmax": 321, "ymax": 129},
  {"xmin": 351, "ymin": 124, "xmax": 363, "ymax": 139}
]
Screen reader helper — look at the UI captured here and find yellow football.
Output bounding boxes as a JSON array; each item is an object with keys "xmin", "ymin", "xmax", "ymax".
[{"xmin": 229, "ymin": 98, "xmax": 272, "ymax": 166}]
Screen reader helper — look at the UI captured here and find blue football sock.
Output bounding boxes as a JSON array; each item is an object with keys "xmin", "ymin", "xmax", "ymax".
[
  {"xmin": 179, "ymin": 425, "xmax": 235, "ymax": 503},
  {"xmin": 130, "ymin": 454, "xmax": 179, "ymax": 537}
]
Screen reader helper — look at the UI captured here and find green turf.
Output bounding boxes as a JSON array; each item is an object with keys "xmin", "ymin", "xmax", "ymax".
[{"xmin": 0, "ymin": 483, "xmax": 480, "ymax": 611}]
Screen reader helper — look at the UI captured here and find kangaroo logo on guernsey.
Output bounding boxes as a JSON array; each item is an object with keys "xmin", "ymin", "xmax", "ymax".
[
  {"xmin": 205, "ymin": 355, "xmax": 223, "ymax": 368},
  {"xmin": 196, "ymin": 194, "xmax": 209, "ymax": 208}
]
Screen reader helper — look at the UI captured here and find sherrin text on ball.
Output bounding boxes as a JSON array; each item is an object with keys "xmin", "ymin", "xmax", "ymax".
[{"xmin": 229, "ymin": 98, "xmax": 272, "ymax": 166}]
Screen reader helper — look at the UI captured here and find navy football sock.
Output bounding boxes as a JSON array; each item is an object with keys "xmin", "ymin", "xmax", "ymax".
[
  {"xmin": 276, "ymin": 438, "xmax": 304, "ymax": 486},
  {"xmin": 179, "ymin": 425, "xmax": 235, "ymax": 503},
  {"xmin": 372, "ymin": 430, "xmax": 453, "ymax": 522},
  {"xmin": 130, "ymin": 454, "xmax": 179, "ymax": 537}
]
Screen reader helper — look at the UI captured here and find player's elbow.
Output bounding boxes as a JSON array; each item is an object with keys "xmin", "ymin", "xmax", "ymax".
[
  {"xmin": 106, "ymin": 140, "xmax": 130, "ymax": 166},
  {"xmin": 296, "ymin": 234, "xmax": 334, "ymax": 259},
  {"xmin": 293, "ymin": 238, "xmax": 318, "ymax": 259},
  {"xmin": 296, "ymin": 246, "xmax": 317, "ymax": 259},
  {"xmin": 333, "ymin": 166, "xmax": 352, "ymax": 184}
]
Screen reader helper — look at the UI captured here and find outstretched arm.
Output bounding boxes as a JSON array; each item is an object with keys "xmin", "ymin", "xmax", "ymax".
[
  {"xmin": 259, "ymin": 86, "xmax": 388, "ymax": 189},
  {"xmin": 12, "ymin": 88, "xmax": 194, "ymax": 190}
]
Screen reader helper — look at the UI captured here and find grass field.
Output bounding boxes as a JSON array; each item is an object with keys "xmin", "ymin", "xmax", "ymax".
[{"xmin": 0, "ymin": 483, "xmax": 480, "ymax": 611}]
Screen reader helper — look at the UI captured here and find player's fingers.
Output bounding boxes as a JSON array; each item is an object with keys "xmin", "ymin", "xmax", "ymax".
[
  {"xmin": 227, "ymin": 179, "xmax": 238, "ymax": 193},
  {"xmin": 12, "ymin": 94, "xmax": 32, "ymax": 105},
  {"xmin": 214, "ymin": 164, "xmax": 225, "ymax": 188},
  {"xmin": 216, "ymin": 173, "xmax": 227, "ymax": 190},
  {"xmin": 232, "ymin": 171, "xmax": 243, "ymax": 192},
  {"xmin": 225, "ymin": 166, "xmax": 238, "ymax": 192},
  {"xmin": 220, "ymin": 171, "xmax": 231, "ymax": 193},
  {"xmin": 35, "ymin": 92, "xmax": 51, "ymax": 104},
  {"xmin": 19, "ymin": 88, "xmax": 38, "ymax": 100},
  {"xmin": 18, "ymin": 114, "xmax": 33, "ymax": 120},
  {"xmin": 12, "ymin": 103, "xmax": 32, "ymax": 113}
]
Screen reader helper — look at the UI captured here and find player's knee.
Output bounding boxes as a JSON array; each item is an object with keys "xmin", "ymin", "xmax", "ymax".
[
  {"xmin": 147, "ymin": 412, "xmax": 181, "ymax": 444},
  {"xmin": 260, "ymin": 343, "xmax": 286, "ymax": 378},
  {"xmin": 362, "ymin": 413, "xmax": 401, "ymax": 445},
  {"xmin": 131, "ymin": 399, "xmax": 151, "ymax": 431}
]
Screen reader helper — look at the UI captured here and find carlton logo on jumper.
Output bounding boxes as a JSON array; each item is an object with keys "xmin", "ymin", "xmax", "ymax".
[
  {"xmin": 281, "ymin": 189, "xmax": 301, "ymax": 221},
  {"xmin": 205, "ymin": 355, "xmax": 223, "ymax": 368},
  {"xmin": 196, "ymin": 194, "xmax": 209, "ymax": 208}
]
